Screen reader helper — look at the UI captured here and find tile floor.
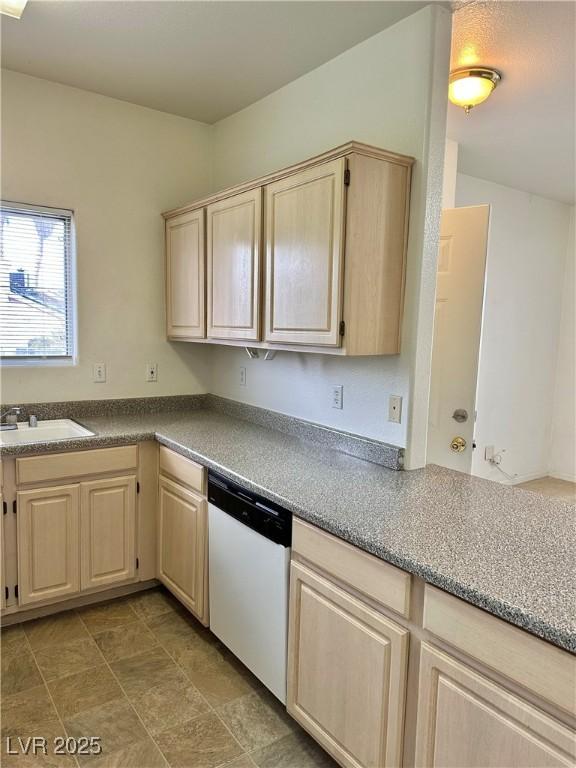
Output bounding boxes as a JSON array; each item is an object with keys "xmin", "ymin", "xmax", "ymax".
[{"xmin": 1, "ymin": 588, "xmax": 337, "ymax": 768}]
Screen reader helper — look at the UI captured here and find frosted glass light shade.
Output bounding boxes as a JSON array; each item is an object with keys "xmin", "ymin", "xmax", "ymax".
[{"xmin": 449, "ymin": 68, "xmax": 501, "ymax": 114}]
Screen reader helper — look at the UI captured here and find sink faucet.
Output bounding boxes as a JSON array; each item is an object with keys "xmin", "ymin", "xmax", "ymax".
[{"xmin": 0, "ymin": 406, "xmax": 21, "ymax": 431}]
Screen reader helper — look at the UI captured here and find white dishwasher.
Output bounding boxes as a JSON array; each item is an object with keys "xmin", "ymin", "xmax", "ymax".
[{"xmin": 208, "ymin": 471, "xmax": 292, "ymax": 703}]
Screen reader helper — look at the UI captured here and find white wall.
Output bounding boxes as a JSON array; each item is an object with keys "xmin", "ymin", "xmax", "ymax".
[
  {"xmin": 442, "ymin": 139, "xmax": 459, "ymax": 209},
  {"xmin": 550, "ymin": 206, "xmax": 576, "ymax": 481},
  {"xmin": 210, "ymin": 6, "xmax": 451, "ymax": 454},
  {"xmin": 456, "ymin": 174, "xmax": 573, "ymax": 482},
  {"xmin": 1, "ymin": 70, "xmax": 213, "ymax": 403}
]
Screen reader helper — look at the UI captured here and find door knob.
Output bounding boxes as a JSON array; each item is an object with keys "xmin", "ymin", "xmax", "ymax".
[
  {"xmin": 450, "ymin": 436, "xmax": 467, "ymax": 453},
  {"xmin": 452, "ymin": 409, "xmax": 468, "ymax": 423}
]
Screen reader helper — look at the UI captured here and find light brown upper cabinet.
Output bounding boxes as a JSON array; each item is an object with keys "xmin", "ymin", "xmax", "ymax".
[
  {"xmin": 264, "ymin": 158, "xmax": 346, "ymax": 346},
  {"xmin": 163, "ymin": 142, "xmax": 413, "ymax": 355},
  {"xmin": 206, "ymin": 188, "xmax": 262, "ymax": 341},
  {"xmin": 166, "ymin": 209, "xmax": 205, "ymax": 339}
]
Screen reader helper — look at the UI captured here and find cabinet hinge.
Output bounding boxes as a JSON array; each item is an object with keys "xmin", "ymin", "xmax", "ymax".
[
  {"xmin": 5, "ymin": 586, "xmax": 8, "ymax": 600},
  {"xmin": 14, "ymin": 585, "xmax": 18, "ymax": 599},
  {"xmin": 344, "ymin": 168, "xmax": 351, "ymax": 186},
  {"xmin": 2, "ymin": 500, "xmax": 7, "ymax": 515},
  {"xmin": 12, "ymin": 500, "xmax": 17, "ymax": 514},
  {"xmin": 136, "ymin": 557, "xmax": 139, "ymax": 570},
  {"xmin": 339, "ymin": 320, "xmax": 346, "ymax": 337},
  {"xmin": 136, "ymin": 482, "xmax": 140, "ymax": 494}
]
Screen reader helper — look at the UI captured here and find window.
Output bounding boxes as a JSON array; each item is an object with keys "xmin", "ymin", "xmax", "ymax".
[{"xmin": 0, "ymin": 202, "xmax": 76, "ymax": 364}]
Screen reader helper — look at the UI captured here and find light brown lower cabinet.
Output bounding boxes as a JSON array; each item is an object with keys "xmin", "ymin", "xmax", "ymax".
[
  {"xmin": 289, "ymin": 519, "xmax": 576, "ymax": 768},
  {"xmin": 287, "ymin": 560, "xmax": 408, "ymax": 768},
  {"xmin": 16, "ymin": 475, "xmax": 137, "ymax": 607},
  {"xmin": 158, "ymin": 475, "xmax": 208, "ymax": 624},
  {"xmin": 80, "ymin": 476, "xmax": 136, "ymax": 590},
  {"xmin": 415, "ymin": 643, "xmax": 576, "ymax": 768},
  {"xmin": 17, "ymin": 484, "xmax": 81, "ymax": 605}
]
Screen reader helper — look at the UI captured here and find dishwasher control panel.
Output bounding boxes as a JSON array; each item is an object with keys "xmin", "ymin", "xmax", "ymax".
[{"xmin": 208, "ymin": 471, "xmax": 292, "ymax": 547}]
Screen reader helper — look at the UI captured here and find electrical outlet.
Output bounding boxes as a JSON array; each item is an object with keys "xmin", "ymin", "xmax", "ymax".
[
  {"xmin": 239, "ymin": 367, "xmax": 247, "ymax": 387},
  {"xmin": 331, "ymin": 385, "xmax": 343, "ymax": 410},
  {"xmin": 146, "ymin": 363, "xmax": 158, "ymax": 382},
  {"xmin": 93, "ymin": 363, "xmax": 106, "ymax": 383},
  {"xmin": 388, "ymin": 395, "xmax": 402, "ymax": 423},
  {"xmin": 485, "ymin": 445, "xmax": 495, "ymax": 461}
]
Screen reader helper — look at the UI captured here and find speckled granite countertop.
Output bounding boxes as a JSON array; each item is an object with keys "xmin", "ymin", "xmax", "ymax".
[{"xmin": 2, "ymin": 409, "xmax": 574, "ymax": 653}]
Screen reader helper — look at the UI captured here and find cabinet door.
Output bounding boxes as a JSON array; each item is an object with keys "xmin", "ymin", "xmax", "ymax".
[
  {"xmin": 0, "ymin": 493, "xmax": 4, "ymax": 610},
  {"xmin": 158, "ymin": 476, "xmax": 207, "ymax": 623},
  {"xmin": 166, "ymin": 208, "xmax": 206, "ymax": 339},
  {"xmin": 17, "ymin": 485, "xmax": 80, "ymax": 605},
  {"xmin": 287, "ymin": 561, "xmax": 408, "ymax": 768},
  {"xmin": 264, "ymin": 158, "xmax": 346, "ymax": 346},
  {"xmin": 207, "ymin": 188, "xmax": 262, "ymax": 341},
  {"xmin": 415, "ymin": 643, "xmax": 576, "ymax": 768},
  {"xmin": 80, "ymin": 476, "xmax": 136, "ymax": 590}
]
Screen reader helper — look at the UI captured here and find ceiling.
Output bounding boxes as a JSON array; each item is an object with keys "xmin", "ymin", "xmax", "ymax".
[
  {"xmin": 3, "ymin": 1, "xmax": 574, "ymax": 204},
  {"xmin": 1, "ymin": 0, "xmax": 427, "ymax": 124},
  {"xmin": 448, "ymin": 1, "xmax": 575, "ymax": 204}
]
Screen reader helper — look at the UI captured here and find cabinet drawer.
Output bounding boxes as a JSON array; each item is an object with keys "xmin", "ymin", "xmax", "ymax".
[
  {"xmin": 423, "ymin": 585, "xmax": 576, "ymax": 714},
  {"xmin": 292, "ymin": 518, "xmax": 411, "ymax": 618},
  {"xmin": 16, "ymin": 446, "xmax": 138, "ymax": 485},
  {"xmin": 159, "ymin": 446, "xmax": 205, "ymax": 495}
]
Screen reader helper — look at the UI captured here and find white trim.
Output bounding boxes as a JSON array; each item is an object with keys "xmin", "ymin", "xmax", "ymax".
[
  {"xmin": 0, "ymin": 357, "xmax": 76, "ymax": 368},
  {"xmin": 0, "ymin": 200, "xmax": 75, "ymax": 219}
]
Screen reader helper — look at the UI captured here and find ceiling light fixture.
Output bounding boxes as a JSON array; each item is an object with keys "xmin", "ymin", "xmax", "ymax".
[
  {"xmin": 0, "ymin": 0, "xmax": 27, "ymax": 18},
  {"xmin": 449, "ymin": 67, "xmax": 501, "ymax": 114}
]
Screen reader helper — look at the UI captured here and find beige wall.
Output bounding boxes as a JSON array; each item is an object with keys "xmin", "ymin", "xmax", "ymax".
[
  {"xmin": 210, "ymin": 6, "xmax": 451, "ymax": 459},
  {"xmin": 1, "ymin": 70, "xmax": 213, "ymax": 403},
  {"xmin": 1, "ymin": 7, "xmax": 451, "ymax": 468}
]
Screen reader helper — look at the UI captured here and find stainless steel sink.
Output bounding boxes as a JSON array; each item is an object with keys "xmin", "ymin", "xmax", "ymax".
[{"xmin": 0, "ymin": 419, "xmax": 95, "ymax": 446}]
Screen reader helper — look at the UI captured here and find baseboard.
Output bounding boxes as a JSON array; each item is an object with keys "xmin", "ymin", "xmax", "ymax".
[
  {"xmin": 510, "ymin": 471, "xmax": 549, "ymax": 485},
  {"xmin": 0, "ymin": 579, "xmax": 159, "ymax": 626}
]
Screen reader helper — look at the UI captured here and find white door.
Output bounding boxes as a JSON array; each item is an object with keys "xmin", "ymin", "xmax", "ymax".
[{"xmin": 427, "ymin": 205, "xmax": 489, "ymax": 472}]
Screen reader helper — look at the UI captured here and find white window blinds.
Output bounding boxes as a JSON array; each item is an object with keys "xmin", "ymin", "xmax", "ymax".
[{"xmin": 0, "ymin": 202, "xmax": 75, "ymax": 362}]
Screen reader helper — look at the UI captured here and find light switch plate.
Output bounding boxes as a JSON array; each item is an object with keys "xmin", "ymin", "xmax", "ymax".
[
  {"xmin": 388, "ymin": 395, "xmax": 402, "ymax": 423},
  {"xmin": 331, "ymin": 385, "xmax": 343, "ymax": 410},
  {"xmin": 93, "ymin": 363, "xmax": 106, "ymax": 383}
]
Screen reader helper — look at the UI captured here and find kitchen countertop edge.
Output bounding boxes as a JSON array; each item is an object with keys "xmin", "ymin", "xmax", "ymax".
[{"xmin": 1, "ymin": 419, "xmax": 574, "ymax": 655}]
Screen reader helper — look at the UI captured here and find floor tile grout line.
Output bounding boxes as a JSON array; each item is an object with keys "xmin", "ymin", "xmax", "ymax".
[
  {"xmin": 147, "ymin": 601, "xmax": 294, "ymax": 762},
  {"xmin": 5, "ymin": 591, "xmax": 305, "ymax": 767},
  {"xmin": 143, "ymin": 607, "xmax": 256, "ymax": 764},
  {"xmin": 20, "ymin": 618, "xmax": 82, "ymax": 768},
  {"xmin": 76, "ymin": 608, "xmax": 190, "ymax": 768}
]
